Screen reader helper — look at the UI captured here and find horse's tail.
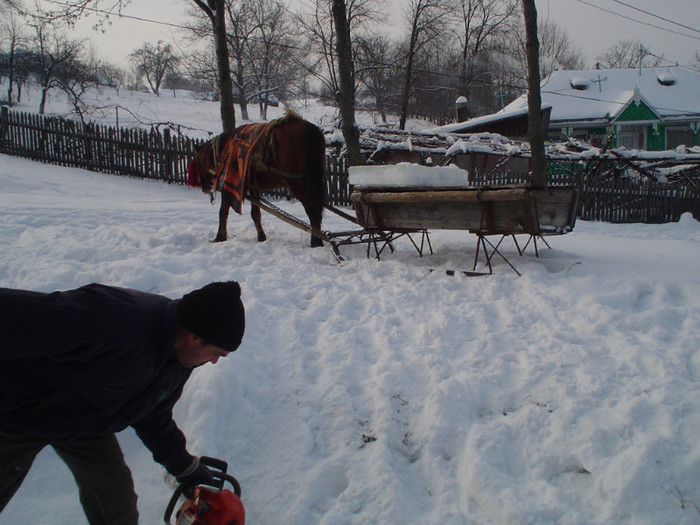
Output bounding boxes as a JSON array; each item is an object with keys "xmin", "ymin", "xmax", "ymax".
[{"xmin": 304, "ymin": 121, "xmax": 327, "ymax": 220}]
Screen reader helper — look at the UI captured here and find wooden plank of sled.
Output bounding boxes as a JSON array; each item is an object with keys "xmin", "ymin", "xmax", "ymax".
[{"xmin": 351, "ymin": 188, "xmax": 530, "ymax": 204}]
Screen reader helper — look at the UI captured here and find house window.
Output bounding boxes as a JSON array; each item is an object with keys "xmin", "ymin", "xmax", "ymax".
[
  {"xmin": 617, "ymin": 124, "xmax": 646, "ymax": 150},
  {"xmin": 666, "ymin": 126, "xmax": 694, "ymax": 149}
]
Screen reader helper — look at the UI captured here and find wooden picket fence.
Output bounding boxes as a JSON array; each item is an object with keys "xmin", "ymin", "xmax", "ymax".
[
  {"xmin": 0, "ymin": 107, "xmax": 196, "ymax": 184},
  {"xmin": 1, "ymin": 108, "xmax": 699, "ymax": 223},
  {"xmin": 577, "ymin": 176, "xmax": 699, "ymax": 223}
]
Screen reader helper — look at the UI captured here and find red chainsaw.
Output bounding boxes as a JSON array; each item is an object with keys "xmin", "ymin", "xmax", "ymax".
[{"xmin": 164, "ymin": 456, "xmax": 245, "ymax": 525}]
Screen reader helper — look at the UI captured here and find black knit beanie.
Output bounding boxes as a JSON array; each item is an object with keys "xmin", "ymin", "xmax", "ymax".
[{"xmin": 178, "ymin": 281, "xmax": 245, "ymax": 352}]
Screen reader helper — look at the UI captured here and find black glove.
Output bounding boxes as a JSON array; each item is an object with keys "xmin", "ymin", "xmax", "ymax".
[{"xmin": 176, "ymin": 457, "xmax": 216, "ymax": 497}]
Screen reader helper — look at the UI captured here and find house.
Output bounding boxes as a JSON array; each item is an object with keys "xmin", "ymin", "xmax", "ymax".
[{"xmin": 439, "ymin": 66, "xmax": 700, "ymax": 151}]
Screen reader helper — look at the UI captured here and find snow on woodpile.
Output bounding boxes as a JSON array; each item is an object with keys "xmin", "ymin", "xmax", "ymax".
[
  {"xmin": 325, "ymin": 126, "xmax": 528, "ymax": 163},
  {"xmin": 326, "ymin": 126, "xmax": 700, "ymax": 164},
  {"xmin": 548, "ymin": 138, "xmax": 700, "ymax": 161},
  {"xmin": 326, "ymin": 126, "xmax": 700, "ymax": 185}
]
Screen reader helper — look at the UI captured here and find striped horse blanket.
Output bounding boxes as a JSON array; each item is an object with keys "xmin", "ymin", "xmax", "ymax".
[{"xmin": 216, "ymin": 121, "xmax": 273, "ymax": 214}]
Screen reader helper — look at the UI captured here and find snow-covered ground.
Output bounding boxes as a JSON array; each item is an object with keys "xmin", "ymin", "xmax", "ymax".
[{"xmin": 1, "ymin": 87, "xmax": 700, "ymax": 524}]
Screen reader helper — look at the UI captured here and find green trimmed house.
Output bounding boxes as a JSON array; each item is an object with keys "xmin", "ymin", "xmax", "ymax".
[{"xmin": 442, "ymin": 66, "xmax": 700, "ymax": 151}]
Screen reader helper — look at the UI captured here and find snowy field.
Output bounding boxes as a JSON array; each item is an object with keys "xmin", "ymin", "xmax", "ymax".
[{"xmin": 1, "ymin": 87, "xmax": 700, "ymax": 524}]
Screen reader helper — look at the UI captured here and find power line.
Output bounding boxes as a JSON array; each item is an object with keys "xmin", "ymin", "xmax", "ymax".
[
  {"xmin": 611, "ymin": 0, "xmax": 700, "ymax": 36},
  {"xmin": 572, "ymin": 0, "xmax": 700, "ymax": 41},
  {"xmin": 41, "ymin": 0, "xmax": 315, "ymax": 55},
  {"xmin": 42, "ymin": 0, "xmax": 193, "ymax": 31},
  {"xmin": 34, "ymin": 0, "xmax": 700, "ymax": 107}
]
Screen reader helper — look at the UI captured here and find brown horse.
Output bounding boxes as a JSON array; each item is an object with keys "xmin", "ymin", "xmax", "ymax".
[{"xmin": 188, "ymin": 112, "xmax": 326, "ymax": 247}]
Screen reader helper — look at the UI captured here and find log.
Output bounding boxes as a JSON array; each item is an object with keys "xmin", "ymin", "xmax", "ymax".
[{"xmin": 351, "ymin": 188, "xmax": 530, "ymax": 204}]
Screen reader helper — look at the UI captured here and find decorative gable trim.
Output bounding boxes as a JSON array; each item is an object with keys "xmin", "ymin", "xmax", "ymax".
[{"xmin": 614, "ymin": 94, "xmax": 660, "ymax": 123}]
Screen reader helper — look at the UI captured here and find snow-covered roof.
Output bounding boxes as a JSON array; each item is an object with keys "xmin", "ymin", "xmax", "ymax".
[
  {"xmin": 435, "ymin": 106, "xmax": 533, "ymax": 134},
  {"xmin": 505, "ymin": 66, "xmax": 700, "ymax": 124}
]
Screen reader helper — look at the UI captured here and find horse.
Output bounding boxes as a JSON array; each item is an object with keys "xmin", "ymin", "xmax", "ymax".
[{"xmin": 187, "ymin": 111, "xmax": 326, "ymax": 247}]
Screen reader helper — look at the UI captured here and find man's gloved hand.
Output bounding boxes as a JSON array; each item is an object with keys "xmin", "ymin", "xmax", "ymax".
[{"xmin": 176, "ymin": 457, "xmax": 216, "ymax": 497}]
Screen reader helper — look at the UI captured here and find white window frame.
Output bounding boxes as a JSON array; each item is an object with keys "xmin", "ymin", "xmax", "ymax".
[{"xmin": 617, "ymin": 124, "xmax": 646, "ymax": 150}]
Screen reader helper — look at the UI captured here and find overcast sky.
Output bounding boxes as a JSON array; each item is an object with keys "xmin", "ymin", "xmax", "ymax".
[
  {"xmin": 39, "ymin": 0, "xmax": 700, "ymax": 70},
  {"xmin": 535, "ymin": 0, "xmax": 700, "ymax": 68}
]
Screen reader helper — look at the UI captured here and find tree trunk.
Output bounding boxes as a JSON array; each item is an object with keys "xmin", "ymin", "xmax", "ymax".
[
  {"xmin": 7, "ymin": 52, "xmax": 15, "ymax": 105},
  {"xmin": 195, "ymin": 0, "xmax": 236, "ymax": 133},
  {"xmin": 39, "ymin": 87, "xmax": 49, "ymax": 114},
  {"xmin": 398, "ymin": 29, "xmax": 418, "ymax": 131},
  {"xmin": 332, "ymin": 0, "xmax": 362, "ymax": 166},
  {"xmin": 522, "ymin": 0, "xmax": 547, "ymax": 188},
  {"xmin": 7, "ymin": 78, "xmax": 14, "ymax": 106},
  {"xmin": 235, "ymin": 70, "xmax": 249, "ymax": 120},
  {"xmin": 212, "ymin": 0, "xmax": 236, "ymax": 133}
]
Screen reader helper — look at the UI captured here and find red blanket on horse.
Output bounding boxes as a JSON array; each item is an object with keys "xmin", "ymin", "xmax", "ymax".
[{"xmin": 216, "ymin": 122, "xmax": 272, "ymax": 214}]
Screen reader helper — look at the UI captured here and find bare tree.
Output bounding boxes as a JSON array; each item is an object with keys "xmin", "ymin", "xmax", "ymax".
[
  {"xmin": 0, "ymin": 10, "xmax": 27, "ymax": 105},
  {"xmin": 97, "ymin": 62, "xmax": 129, "ymax": 94},
  {"xmin": 453, "ymin": 0, "xmax": 518, "ymax": 116},
  {"xmin": 292, "ymin": 0, "xmax": 337, "ymax": 105},
  {"xmin": 56, "ymin": 48, "xmax": 103, "ymax": 121},
  {"xmin": 294, "ymin": 0, "xmax": 381, "ymax": 106},
  {"xmin": 181, "ymin": 46, "xmax": 220, "ymax": 100},
  {"xmin": 491, "ymin": 13, "xmax": 583, "ymax": 103},
  {"xmin": 1, "ymin": 0, "xmax": 23, "ymax": 11},
  {"xmin": 28, "ymin": 19, "xmax": 86, "ymax": 114},
  {"xmin": 407, "ymin": 34, "xmax": 463, "ymax": 124},
  {"xmin": 183, "ymin": 0, "xmax": 303, "ymax": 120},
  {"xmin": 355, "ymin": 35, "xmax": 397, "ymax": 123},
  {"xmin": 537, "ymin": 19, "xmax": 585, "ymax": 74},
  {"xmin": 397, "ymin": 0, "xmax": 452, "ymax": 130},
  {"xmin": 247, "ymin": 0, "xmax": 303, "ymax": 119},
  {"xmin": 596, "ymin": 40, "xmax": 664, "ymax": 69},
  {"xmin": 129, "ymin": 41, "xmax": 180, "ymax": 96}
]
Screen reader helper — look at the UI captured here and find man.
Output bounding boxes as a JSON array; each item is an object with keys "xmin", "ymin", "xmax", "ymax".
[{"xmin": 0, "ymin": 281, "xmax": 245, "ymax": 525}]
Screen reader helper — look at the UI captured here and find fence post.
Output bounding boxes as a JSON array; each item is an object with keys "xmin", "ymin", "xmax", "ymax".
[
  {"xmin": 0, "ymin": 106, "xmax": 8, "ymax": 150},
  {"xmin": 163, "ymin": 128, "xmax": 173, "ymax": 183}
]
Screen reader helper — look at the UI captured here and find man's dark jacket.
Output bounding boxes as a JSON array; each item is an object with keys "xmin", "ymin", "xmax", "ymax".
[{"xmin": 0, "ymin": 283, "xmax": 194, "ymax": 475}]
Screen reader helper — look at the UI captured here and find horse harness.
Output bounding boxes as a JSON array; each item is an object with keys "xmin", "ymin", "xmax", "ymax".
[{"xmin": 203, "ymin": 118, "xmax": 307, "ymax": 204}]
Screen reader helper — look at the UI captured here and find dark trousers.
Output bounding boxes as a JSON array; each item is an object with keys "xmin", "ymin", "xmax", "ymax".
[{"xmin": 0, "ymin": 431, "xmax": 139, "ymax": 525}]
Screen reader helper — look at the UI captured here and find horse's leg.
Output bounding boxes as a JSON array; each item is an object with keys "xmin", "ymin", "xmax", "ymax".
[
  {"xmin": 250, "ymin": 202, "xmax": 266, "ymax": 242},
  {"xmin": 212, "ymin": 193, "xmax": 232, "ymax": 242},
  {"xmin": 306, "ymin": 202, "xmax": 324, "ymax": 248},
  {"xmin": 304, "ymin": 124, "xmax": 326, "ymax": 248},
  {"xmin": 291, "ymin": 181, "xmax": 324, "ymax": 248}
]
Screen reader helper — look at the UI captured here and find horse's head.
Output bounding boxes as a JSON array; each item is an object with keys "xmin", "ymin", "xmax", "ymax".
[
  {"xmin": 187, "ymin": 139, "xmax": 219, "ymax": 195},
  {"xmin": 186, "ymin": 155, "xmax": 203, "ymax": 188}
]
